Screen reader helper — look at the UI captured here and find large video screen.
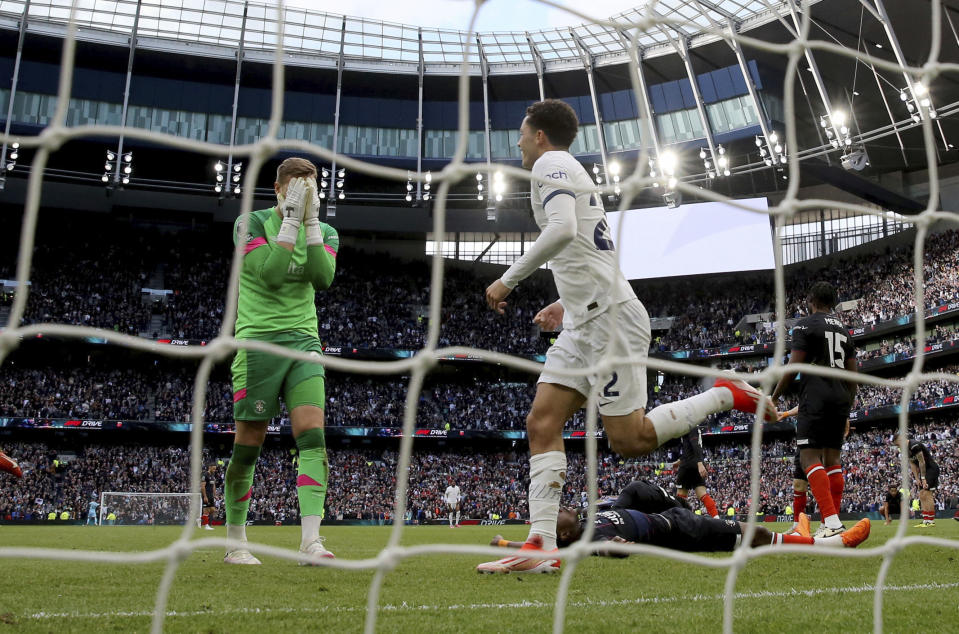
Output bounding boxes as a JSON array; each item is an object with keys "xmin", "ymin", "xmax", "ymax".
[{"xmin": 605, "ymin": 197, "xmax": 773, "ymax": 280}]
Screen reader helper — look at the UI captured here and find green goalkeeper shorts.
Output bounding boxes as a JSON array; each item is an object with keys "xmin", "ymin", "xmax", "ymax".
[{"xmin": 231, "ymin": 331, "xmax": 326, "ymax": 421}]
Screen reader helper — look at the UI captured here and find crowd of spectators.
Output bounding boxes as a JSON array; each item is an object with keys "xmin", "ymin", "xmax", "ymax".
[
  {"xmin": 857, "ymin": 325, "xmax": 958, "ymax": 363},
  {"xmin": 0, "ymin": 367, "xmax": 150, "ymax": 420},
  {"xmin": 0, "ymin": 362, "xmax": 955, "ymax": 430},
  {"xmin": 1, "ymin": 227, "xmax": 156, "ymax": 336},
  {"xmin": 2, "ymin": 418, "xmax": 956, "ymax": 523},
  {"xmin": 3, "ymin": 217, "xmax": 956, "ymax": 356}
]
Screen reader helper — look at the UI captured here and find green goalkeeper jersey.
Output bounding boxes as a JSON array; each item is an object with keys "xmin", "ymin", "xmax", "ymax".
[{"xmin": 232, "ymin": 207, "xmax": 339, "ymax": 339}]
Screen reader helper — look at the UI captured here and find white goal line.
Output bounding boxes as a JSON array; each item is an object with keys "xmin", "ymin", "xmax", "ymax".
[{"xmin": 23, "ymin": 580, "xmax": 959, "ymax": 622}]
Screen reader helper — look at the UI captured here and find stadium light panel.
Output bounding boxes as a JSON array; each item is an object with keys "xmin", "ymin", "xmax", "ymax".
[{"xmin": 660, "ymin": 151, "xmax": 678, "ymax": 175}]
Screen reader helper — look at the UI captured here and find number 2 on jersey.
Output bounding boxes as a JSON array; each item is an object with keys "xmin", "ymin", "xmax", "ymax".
[{"xmin": 824, "ymin": 331, "xmax": 848, "ymax": 368}]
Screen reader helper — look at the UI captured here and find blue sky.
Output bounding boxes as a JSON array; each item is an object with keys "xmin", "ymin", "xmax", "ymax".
[{"xmin": 289, "ymin": 1, "xmax": 641, "ymax": 31}]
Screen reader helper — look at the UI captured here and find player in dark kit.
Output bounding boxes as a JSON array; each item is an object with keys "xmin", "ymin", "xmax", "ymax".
[
  {"xmin": 773, "ymin": 282, "xmax": 857, "ymax": 538},
  {"xmin": 894, "ymin": 432, "xmax": 939, "ymax": 527},
  {"xmin": 880, "ymin": 485, "xmax": 904, "ymax": 525},
  {"xmin": 200, "ymin": 464, "xmax": 217, "ymax": 530},
  {"xmin": 672, "ymin": 428, "xmax": 719, "ymax": 517},
  {"xmin": 488, "ymin": 480, "xmax": 870, "ymax": 558}
]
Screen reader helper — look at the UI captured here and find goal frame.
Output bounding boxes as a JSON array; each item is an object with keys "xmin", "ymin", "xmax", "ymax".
[{"xmin": 98, "ymin": 491, "xmax": 201, "ymax": 526}]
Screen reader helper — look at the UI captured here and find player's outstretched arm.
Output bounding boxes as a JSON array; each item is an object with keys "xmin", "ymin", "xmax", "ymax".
[
  {"xmin": 303, "ymin": 179, "xmax": 338, "ymax": 291},
  {"xmin": 486, "ymin": 182, "xmax": 576, "ymax": 313},
  {"xmin": 777, "ymin": 406, "xmax": 799, "ymax": 421},
  {"xmin": 771, "ymin": 348, "xmax": 805, "ymax": 400}
]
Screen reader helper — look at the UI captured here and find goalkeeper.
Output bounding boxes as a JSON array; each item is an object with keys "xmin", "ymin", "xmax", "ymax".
[{"xmin": 224, "ymin": 157, "xmax": 338, "ymax": 565}]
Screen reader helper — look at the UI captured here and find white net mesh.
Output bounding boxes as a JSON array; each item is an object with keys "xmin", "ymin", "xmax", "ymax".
[{"xmin": 0, "ymin": 1, "xmax": 957, "ymax": 633}]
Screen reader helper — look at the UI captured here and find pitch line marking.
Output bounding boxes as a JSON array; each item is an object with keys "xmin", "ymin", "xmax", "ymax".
[{"xmin": 23, "ymin": 581, "xmax": 959, "ymax": 620}]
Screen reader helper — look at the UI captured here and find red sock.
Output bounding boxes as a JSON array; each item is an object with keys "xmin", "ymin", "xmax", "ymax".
[
  {"xmin": 826, "ymin": 465, "xmax": 843, "ymax": 511},
  {"xmin": 701, "ymin": 494, "xmax": 719, "ymax": 518},
  {"xmin": 772, "ymin": 533, "xmax": 814, "ymax": 545},
  {"xmin": 201, "ymin": 514, "xmax": 208, "ymax": 526},
  {"xmin": 923, "ymin": 511, "xmax": 935, "ymax": 522},
  {"xmin": 804, "ymin": 463, "xmax": 837, "ymax": 519},
  {"xmin": 793, "ymin": 490, "xmax": 807, "ymax": 519}
]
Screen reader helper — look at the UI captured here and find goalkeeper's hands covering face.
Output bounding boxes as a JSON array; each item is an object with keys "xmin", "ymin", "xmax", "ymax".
[
  {"xmin": 276, "ymin": 176, "xmax": 311, "ymax": 245},
  {"xmin": 303, "ymin": 177, "xmax": 325, "ymax": 247}
]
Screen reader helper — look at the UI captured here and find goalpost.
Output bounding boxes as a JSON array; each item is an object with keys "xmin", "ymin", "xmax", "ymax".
[
  {"xmin": 0, "ymin": 0, "xmax": 956, "ymax": 633},
  {"xmin": 99, "ymin": 492, "xmax": 202, "ymax": 527}
]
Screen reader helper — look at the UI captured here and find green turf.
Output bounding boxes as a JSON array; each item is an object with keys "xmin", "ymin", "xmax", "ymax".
[{"xmin": 1, "ymin": 521, "xmax": 957, "ymax": 633}]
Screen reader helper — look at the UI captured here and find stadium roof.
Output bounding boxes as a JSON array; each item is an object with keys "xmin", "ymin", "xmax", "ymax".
[{"xmin": 0, "ymin": 0, "xmax": 819, "ymax": 70}]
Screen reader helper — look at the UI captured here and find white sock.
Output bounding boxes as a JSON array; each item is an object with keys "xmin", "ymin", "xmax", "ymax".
[
  {"xmin": 824, "ymin": 514, "xmax": 843, "ymax": 529},
  {"xmin": 646, "ymin": 388, "xmax": 731, "ymax": 446},
  {"xmin": 226, "ymin": 523, "xmax": 247, "ymax": 550},
  {"xmin": 527, "ymin": 451, "xmax": 567, "ymax": 550},
  {"xmin": 449, "ymin": 512, "xmax": 454, "ymax": 526},
  {"xmin": 300, "ymin": 515, "xmax": 321, "ymax": 548},
  {"xmin": 455, "ymin": 510, "xmax": 460, "ymax": 525}
]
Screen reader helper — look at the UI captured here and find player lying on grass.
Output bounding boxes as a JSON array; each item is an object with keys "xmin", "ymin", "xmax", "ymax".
[
  {"xmin": 0, "ymin": 449, "xmax": 22, "ymax": 478},
  {"xmin": 483, "ymin": 481, "xmax": 870, "ymax": 571}
]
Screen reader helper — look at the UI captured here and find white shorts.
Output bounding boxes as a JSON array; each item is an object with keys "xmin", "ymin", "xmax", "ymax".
[
  {"xmin": 538, "ymin": 298, "xmax": 650, "ymax": 416},
  {"xmin": 446, "ymin": 502, "xmax": 459, "ymax": 511}
]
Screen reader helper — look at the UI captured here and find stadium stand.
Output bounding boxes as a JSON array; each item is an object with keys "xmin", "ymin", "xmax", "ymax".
[{"xmin": 3, "ymin": 417, "xmax": 956, "ymax": 523}]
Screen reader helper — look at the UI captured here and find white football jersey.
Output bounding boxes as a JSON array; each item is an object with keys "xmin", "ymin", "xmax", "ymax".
[
  {"xmin": 444, "ymin": 485, "xmax": 461, "ymax": 503},
  {"xmin": 505, "ymin": 151, "xmax": 636, "ymax": 328}
]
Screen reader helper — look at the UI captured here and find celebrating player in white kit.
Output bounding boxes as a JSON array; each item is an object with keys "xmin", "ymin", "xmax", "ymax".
[
  {"xmin": 444, "ymin": 480, "xmax": 462, "ymax": 528},
  {"xmin": 477, "ymin": 99, "xmax": 776, "ymax": 574}
]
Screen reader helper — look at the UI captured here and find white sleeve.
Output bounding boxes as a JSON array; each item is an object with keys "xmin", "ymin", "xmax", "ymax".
[{"xmin": 500, "ymin": 189, "xmax": 576, "ymax": 289}]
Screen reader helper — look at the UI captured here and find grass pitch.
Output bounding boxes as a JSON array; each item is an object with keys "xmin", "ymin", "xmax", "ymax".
[{"xmin": 0, "ymin": 521, "xmax": 957, "ymax": 633}]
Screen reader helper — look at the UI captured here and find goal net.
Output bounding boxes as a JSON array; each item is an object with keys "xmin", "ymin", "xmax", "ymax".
[
  {"xmin": 0, "ymin": 0, "xmax": 957, "ymax": 633},
  {"xmin": 98, "ymin": 492, "xmax": 202, "ymax": 527}
]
